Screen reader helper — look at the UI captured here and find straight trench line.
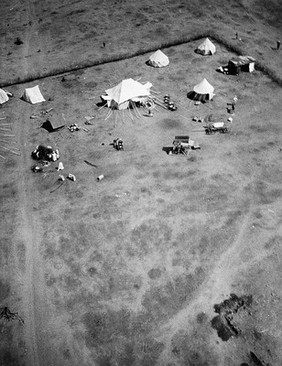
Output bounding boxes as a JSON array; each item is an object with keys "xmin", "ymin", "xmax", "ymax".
[{"xmin": 3, "ymin": 29, "xmax": 280, "ymax": 88}]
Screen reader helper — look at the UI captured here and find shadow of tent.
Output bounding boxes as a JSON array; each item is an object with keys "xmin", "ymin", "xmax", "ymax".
[
  {"xmin": 194, "ymin": 48, "xmax": 207, "ymax": 55},
  {"xmin": 145, "ymin": 60, "xmax": 154, "ymax": 67},
  {"xmin": 187, "ymin": 91, "xmax": 209, "ymax": 103},
  {"xmin": 162, "ymin": 146, "xmax": 173, "ymax": 154},
  {"xmin": 96, "ymin": 100, "xmax": 107, "ymax": 108},
  {"xmin": 41, "ymin": 119, "xmax": 65, "ymax": 133}
]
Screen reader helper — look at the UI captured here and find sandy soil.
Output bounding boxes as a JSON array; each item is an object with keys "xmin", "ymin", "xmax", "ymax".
[{"xmin": 0, "ymin": 2, "xmax": 282, "ymax": 366}]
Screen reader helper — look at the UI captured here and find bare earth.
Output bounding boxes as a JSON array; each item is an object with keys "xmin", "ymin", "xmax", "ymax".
[{"xmin": 0, "ymin": 1, "xmax": 282, "ymax": 366}]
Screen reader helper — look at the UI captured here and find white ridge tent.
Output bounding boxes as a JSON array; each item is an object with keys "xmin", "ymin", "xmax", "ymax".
[
  {"xmin": 22, "ymin": 85, "xmax": 45, "ymax": 104},
  {"xmin": 196, "ymin": 38, "xmax": 216, "ymax": 55},
  {"xmin": 147, "ymin": 50, "xmax": 169, "ymax": 68},
  {"xmin": 190, "ymin": 78, "xmax": 215, "ymax": 102},
  {"xmin": 101, "ymin": 78, "xmax": 152, "ymax": 110},
  {"xmin": 0, "ymin": 89, "xmax": 9, "ymax": 104}
]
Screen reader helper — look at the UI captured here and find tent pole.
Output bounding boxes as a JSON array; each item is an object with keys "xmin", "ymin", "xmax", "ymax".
[
  {"xmin": 105, "ymin": 109, "xmax": 112, "ymax": 121},
  {"xmin": 98, "ymin": 103, "xmax": 107, "ymax": 112},
  {"xmin": 128, "ymin": 106, "xmax": 134, "ymax": 121},
  {"xmin": 114, "ymin": 110, "xmax": 117, "ymax": 128},
  {"xmin": 122, "ymin": 109, "xmax": 125, "ymax": 124}
]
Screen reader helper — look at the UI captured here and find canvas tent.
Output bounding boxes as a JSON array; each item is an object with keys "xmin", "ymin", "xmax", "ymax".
[
  {"xmin": 22, "ymin": 85, "xmax": 45, "ymax": 104},
  {"xmin": 188, "ymin": 78, "xmax": 215, "ymax": 102},
  {"xmin": 195, "ymin": 38, "xmax": 216, "ymax": 55},
  {"xmin": 41, "ymin": 118, "xmax": 65, "ymax": 132},
  {"xmin": 147, "ymin": 50, "xmax": 169, "ymax": 68},
  {"xmin": 101, "ymin": 78, "xmax": 152, "ymax": 110},
  {"xmin": 0, "ymin": 89, "xmax": 9, "ymax": 104},
  {"xmin": 228, "ymin": 56, "xmax": 255, "ymax": 75}
]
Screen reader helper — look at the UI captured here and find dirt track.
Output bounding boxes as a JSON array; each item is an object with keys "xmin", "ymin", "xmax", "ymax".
[{"xmin": 15, "ymin": 2, "xmax": 53, "ymax": 365}]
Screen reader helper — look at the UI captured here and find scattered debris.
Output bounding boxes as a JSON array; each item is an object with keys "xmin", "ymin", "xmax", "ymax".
[
  {"xmin": 31, "ymin": 165, "xmax": 43, "ymax": 173},
  {"xmin": 114, "ymin": 192, "xmax": 129, "ymax": 198},
  {"xmin": 82, "ymin": 127, "xmax": 89, "ymax": 132},
  {"xmin": 41, "ymin": 107, "xmax": 53, "ymax": 115},
  {"xmin": 56, "ymin": 162, "xmax": 64, "ymax": 171},
  {"xmin": 113, "ymin": 138, "xmax": 124, "ymax": 151},
  {"xmin": 84, "ymin": 160, "xmax": 98, "ymax": 168},
  {"xmin": 14, "ymin": 37, "xmax": 23, "ymax": 45},
  {"xmin": 211, "ymin": 293, "xmax": 253, "ymax": 341},
  {"xmin": 41, "ymin": 161, "xmax": 50, "ymax": 167},
  {"xmin": 172, "ymin": 136, "xmax": 190, "ymax": 155},
  {"xmin": 31, "ymin": 145, "xmax": 60, "ymax": 161},
  {"xmin": 163, "ymin": 94, "xmax": 177, "ymax": 111},
  {"xmin": 192, "ymin": 116, "xmax": 203, "ymax": 122},
  {"xmin": 204, "ymin": 122, "xmax": 229, "ymax": 134},
  {"xmin": 164, "ymin": 135, "xmax": 200, "ymax": 155},
  {"xmin": 58, "ymin": 175, "xmax": 65, "ymax": 182},
  {"xmin": 0, "ymin": 307, "xmax": 24, "ymax": 324},
  {"xmin": 85, "ymin": 116, "xmax": 95, "ymax": 124},
  {"xmin": 188, "ymin": 139, "xmax": 201, "ymax": 150},
  {"xmin": 68, "ymin": 173, "xmax": 76, "ymax": 181},
  {"xmin": 68, "ymin": 123, "xmax": 80, "ymax": 132}
]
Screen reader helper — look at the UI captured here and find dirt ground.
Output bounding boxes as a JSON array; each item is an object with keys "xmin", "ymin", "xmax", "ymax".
[{"xmin": 1, "ymin": 1, "xmax": 282, "ymax": 366}]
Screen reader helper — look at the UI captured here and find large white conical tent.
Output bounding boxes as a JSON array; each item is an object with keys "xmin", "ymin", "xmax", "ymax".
[
  {"xmin": 189, "ymin": 78, "xmax": 214, "ymax": 102},
  {"xmin": 147, "ymin": 50, "xmax": 169, "ymax": 68},
  {"xmin": 196, "ymin": 38, "xmax": 216, "ymax": 55},
  {"xmin": 101, "ymin": 78, "xmax": 152, "ymax": 110}
]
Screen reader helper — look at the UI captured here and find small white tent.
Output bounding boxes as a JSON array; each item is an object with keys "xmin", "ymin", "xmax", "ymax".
[
  {"xmin": 147, "ymin": 49, "xmax": 169, "ymax": 68},
  {"xmin": 190, "ymin": 78, "xmax": 214, "ymax": 102},
  {"xmin": 196, "ymin": 38, "xmax": 216, "ymax": 55},
  {"xmin": 22, "ymin": 85, "xmax": 45, "ymax": 104},
  {"xmin": 0, "ymin": 89, "xmax": 9, "ymax": 104},
  {"xmin": 101, "ymin": 78, "xmax": 152, "ymax": 110}
]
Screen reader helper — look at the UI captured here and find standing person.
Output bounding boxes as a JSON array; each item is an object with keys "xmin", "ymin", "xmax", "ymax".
[
  {"xmin": 147, "ymin": 107, "xmax": 153, "ymax": 117},
  {"xmin": 277, "ymin": 40, "xmax": 281, "ymax": 50}
]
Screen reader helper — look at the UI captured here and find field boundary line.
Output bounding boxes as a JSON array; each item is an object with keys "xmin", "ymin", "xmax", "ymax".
[{"xmin": 1, "ymin": 29, "xmax": 282, "ymax": 87}]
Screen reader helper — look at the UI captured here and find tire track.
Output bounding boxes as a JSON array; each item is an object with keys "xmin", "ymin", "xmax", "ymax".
[
  {"xmin": 17, "ymin": 101, "xmax": 50, "ymax": 365},
  {"xmin": 16, "ymin": 2, "xmax": 51, "ymax": 365}
]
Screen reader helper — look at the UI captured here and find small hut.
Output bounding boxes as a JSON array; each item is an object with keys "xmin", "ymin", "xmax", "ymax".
[{"xmin": 228, "ymin": 56, "xmax": 255, "ymax": 75}]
